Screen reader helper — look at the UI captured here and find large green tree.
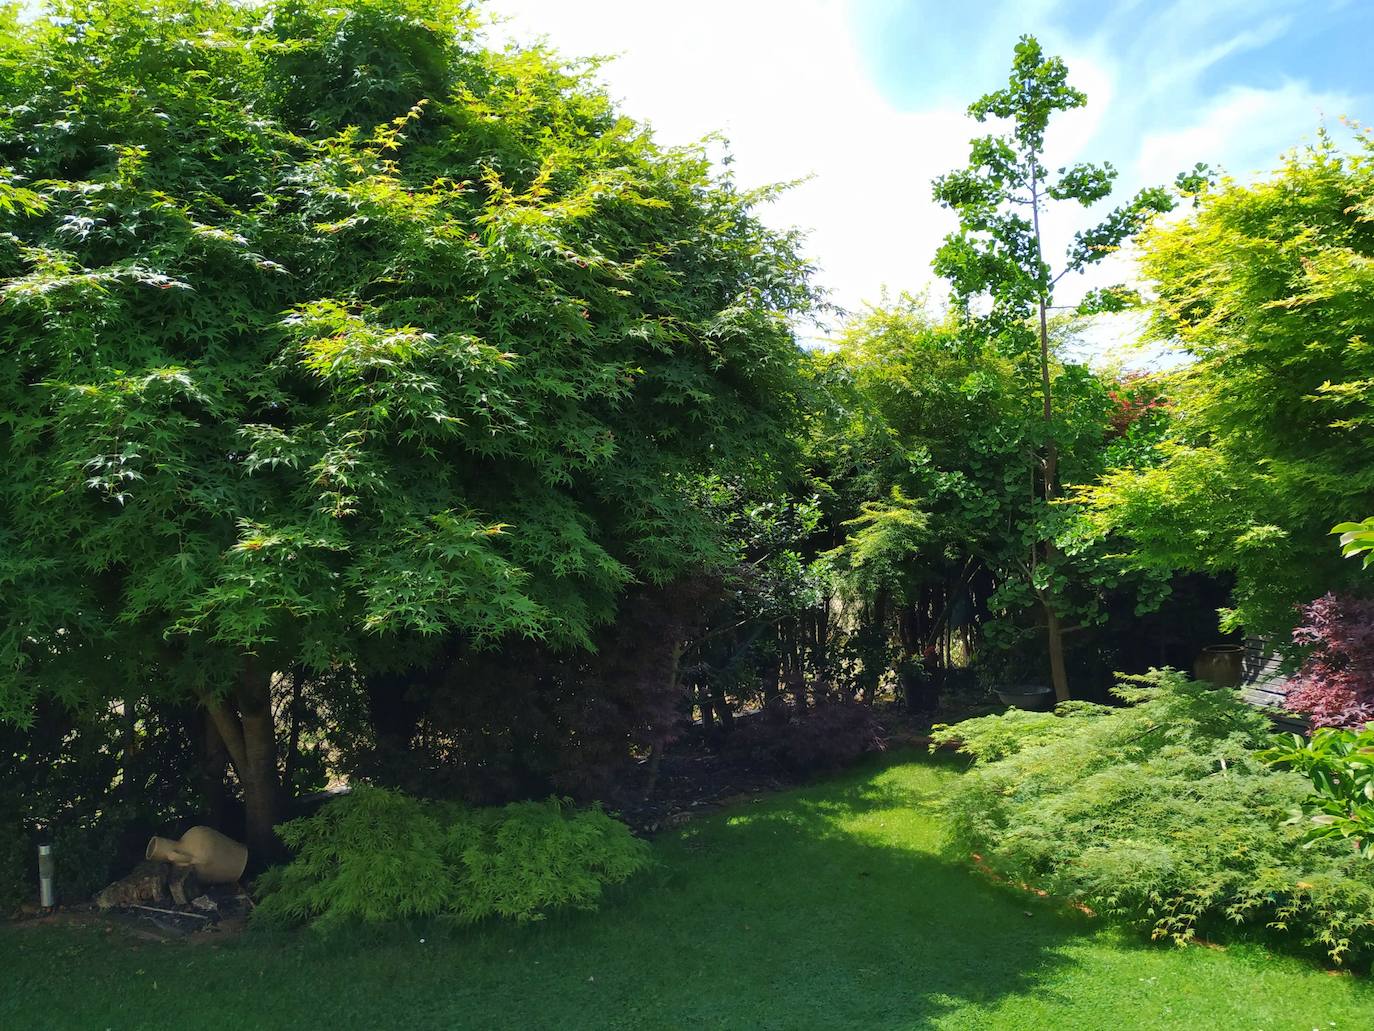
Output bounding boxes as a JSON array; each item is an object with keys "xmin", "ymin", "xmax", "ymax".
[
  {"xmin": 1084, "ymin": 133, "xmax": 1374, "ymax": 639},
  {"xmin": 932, "ymin": 35, "xmax": 1172, "ymax": 700},
  {"xmin": 0, "ymin": 0, "xmax": 816, "ymax": 850}
]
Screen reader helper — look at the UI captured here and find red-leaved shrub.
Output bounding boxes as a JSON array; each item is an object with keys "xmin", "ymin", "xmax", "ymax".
[
  {"xmin": 1106, "ymin": 372, "xmax": 1168, "ymax": 436},
  {"xmin": 1284, "ymin": 593, "xmax": 1374, "ymax": 729}
]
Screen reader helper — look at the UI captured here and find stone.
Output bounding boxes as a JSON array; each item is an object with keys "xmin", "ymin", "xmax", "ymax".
[{"xmin": 190, "ymin": 894, "xmax": 219, "ymax": 914}]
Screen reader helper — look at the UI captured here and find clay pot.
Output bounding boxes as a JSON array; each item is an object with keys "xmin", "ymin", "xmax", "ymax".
[
  {"xmin": 146, "ymin": 826, "xmax": 248, "ymax": 884},
  {"xmin": 1193, "ymin": 645, "xmax": 1244, "ymax": 687}
]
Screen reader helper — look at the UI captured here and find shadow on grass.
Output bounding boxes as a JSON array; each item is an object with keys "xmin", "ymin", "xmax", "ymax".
[{"xmin": 3, "ymin": 753, "xmax": 1096, "ymax": 1030}]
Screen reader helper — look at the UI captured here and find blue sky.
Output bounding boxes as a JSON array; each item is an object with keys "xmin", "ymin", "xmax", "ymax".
[
  {"xmin": 856, "ymin": 0, "xmax": 1371, "ymax": 111},
  {"xmin": 855, "ymin": 0, "xmax": 1371, "ymax": 185},
  {"xmin": 491, "ymin": 2, "xmax": 1371, "ymax": 346}
]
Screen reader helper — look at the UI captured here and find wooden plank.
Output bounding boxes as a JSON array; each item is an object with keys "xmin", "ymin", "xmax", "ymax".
[{"xmin": 1238, "ymin": 635, "xmax": 1309, "ymax": 733}]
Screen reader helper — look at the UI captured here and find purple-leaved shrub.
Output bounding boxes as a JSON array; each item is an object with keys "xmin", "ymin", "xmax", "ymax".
[{"xmin": 1285, "ymin": 593, "xmax": 1374, "ymax": 729}]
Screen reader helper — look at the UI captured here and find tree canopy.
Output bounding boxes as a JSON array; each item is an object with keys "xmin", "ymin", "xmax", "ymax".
[
  {"xmin": 1083, "ymin": 132, "xmax": 1374, "ymax": 638},
  {"xmin": 0, "ymin": 0, "xmax": 818, "ymax": 847}
]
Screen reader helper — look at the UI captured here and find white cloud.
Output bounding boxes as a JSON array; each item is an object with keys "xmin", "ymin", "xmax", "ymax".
[
  {"xmin": 1133, "ymin": 80, "xmax": 1356, "ymax": 185},
  {"xmin": 484, "ymin": 2, "xmax": 1361, "ymax": 361},
  {"xmin": 486, "ymin": 0, "xmax": 975, "ymax": 323}
]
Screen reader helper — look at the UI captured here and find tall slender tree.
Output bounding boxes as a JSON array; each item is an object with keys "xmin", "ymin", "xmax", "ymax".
[{"xmin": 932, "ymin": 36, "xmax": 1172, "ymax": 700}]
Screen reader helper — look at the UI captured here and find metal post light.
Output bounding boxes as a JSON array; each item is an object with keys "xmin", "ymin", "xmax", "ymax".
[{"xmin": 37, "ymin": 843, "xmax": 55, "ymax": 909}]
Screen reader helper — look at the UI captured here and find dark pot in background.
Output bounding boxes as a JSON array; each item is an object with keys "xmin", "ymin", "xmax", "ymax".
[
  {"xmin": 1193, "ymin": 644, "xmax": 1244, "ymax": 686},
  {"xmin": 996, "ymin": 684, "xmax": 1054, "ymax": 711}
]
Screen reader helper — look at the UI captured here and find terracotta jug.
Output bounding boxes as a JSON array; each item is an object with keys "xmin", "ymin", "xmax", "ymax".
[
  {"xmin": 146, "ymin": 826, "xmax": 248, "ymax": 884},
  {"xmin": 1193, "ymin": 644, "xmax": 1244, "ymax": 687}
]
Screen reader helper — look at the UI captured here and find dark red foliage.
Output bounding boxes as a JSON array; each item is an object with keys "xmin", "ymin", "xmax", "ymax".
[
  {"xmin": 766, "ymin": 698, "xmax": 886, "ymax": 774},
  {"xmin": 1106, "ymin": 372, "xmax": 1168, "ymax": 437},
  {"xmin": 1285, "ymin": 593, "xmax": 1374, "ymax": 729}
]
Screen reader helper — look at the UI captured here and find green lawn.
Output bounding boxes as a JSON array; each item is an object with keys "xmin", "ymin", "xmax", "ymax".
[{"xmin": 4, "ymin": 753, "xmax": 1370, "ymax": 1030}]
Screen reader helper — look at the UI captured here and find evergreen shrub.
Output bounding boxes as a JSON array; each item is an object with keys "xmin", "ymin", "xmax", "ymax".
[{"xmin": 932, "ymin": 669, "xmax": 1374, "ymax": 966}]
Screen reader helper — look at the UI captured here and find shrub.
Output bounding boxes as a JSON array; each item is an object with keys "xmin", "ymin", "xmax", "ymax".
[
  {"xmin": 0, "ymin": 698, "xmax": 202, "ymax": 906},
  {"xmin": 253, "ymin": 787, "xmax": 651, "ymax": 932},
  {"xmin": 932, "ymin": 669, "xmax": 1374, "ymax": 966},
  {"xmin": 1285, "ymin": 593, "xmax": 1374, "ymax": 729},
  {"xmin": 1264, "ymin": 725, "xmax": 1374, "ymax": 856},
  {"xmin": 771, "ymin": 699, "xmax": 885, "ymax": 774}
]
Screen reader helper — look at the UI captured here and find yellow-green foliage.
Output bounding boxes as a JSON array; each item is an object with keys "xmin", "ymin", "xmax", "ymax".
[
  {"xmin": 1082, "ymin": 134, "xmax": 1374, "ymax": 637},
  {"xmin": 254, "ymin": 787, "xmax": 651, "ymax": 932},
  {"xmin": 934, "ymin": 670, "xmax": 1374, "ymax": 967}
]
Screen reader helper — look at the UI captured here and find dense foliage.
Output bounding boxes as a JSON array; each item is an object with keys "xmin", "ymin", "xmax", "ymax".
[
  {"xmin": 0, "ymin": 0, "xmax": 817, "ymax": 847},
  {"xmin": 254, "ymin": 787, "xmax": 650, "ymax": 930},
  {"xmin": 1265, "ymin": 725, "xmax": 1374, "ymax": 857},
  {"xmin": 933, "ymin": 670, "xmax": 1374, "ymax": 966},
  {"xmin": 1084, "ymin": 133, "xmax": 1374, "ymax": 639}
]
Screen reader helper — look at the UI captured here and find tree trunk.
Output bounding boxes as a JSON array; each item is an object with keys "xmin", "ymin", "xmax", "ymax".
[
  {"xmin": 203, "ymin": 658, "xmax": 281, "ymax": 861},
  {"xmin": 1044, "ymin": 590, "xmax": 1070, "ymax": 703},
  {"xmin": 198, "ymin": 710, "xmax": 231, "ymax": 827},
  {"xmin": 1030, "ymin": 157, "xmax": 1071, "ymax": 703},
  {"xmin": 709, "ymin": 680, "xmax": 733, "ymax": 733},
  {"xmin": 645, "ymin": 639, "xmax": 685, "ymax": 799},
  {"xmin": 695, "ymin": 680, "xmax": 713, "ymax": 730},
  {"xmin": 237, "ymin": 662, "xmax": 280, "ymax": 859}
]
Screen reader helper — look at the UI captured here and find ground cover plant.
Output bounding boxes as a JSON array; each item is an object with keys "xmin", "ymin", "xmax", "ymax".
[
  {"xmin": 4, "ymin": 755, "xmax": 1373, "ymax": 1030},
  {"xmin": 932, "ymin": 670, "xmax": 1374, "ymax": 966}
]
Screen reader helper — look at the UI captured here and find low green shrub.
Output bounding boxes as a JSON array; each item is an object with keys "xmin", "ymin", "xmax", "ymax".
[
  {"xmin": 932, "ymin": 669, "xmax": 1374, "ymax": 967},
  {"xmin": 253, "ymin": 788, "xmax": 651, "ymax": 932}
]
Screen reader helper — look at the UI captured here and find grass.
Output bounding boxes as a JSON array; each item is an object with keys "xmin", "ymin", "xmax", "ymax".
[{"xmin": 3, "ymin": 752, "xmax": 1371, "ymax": 1029}]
